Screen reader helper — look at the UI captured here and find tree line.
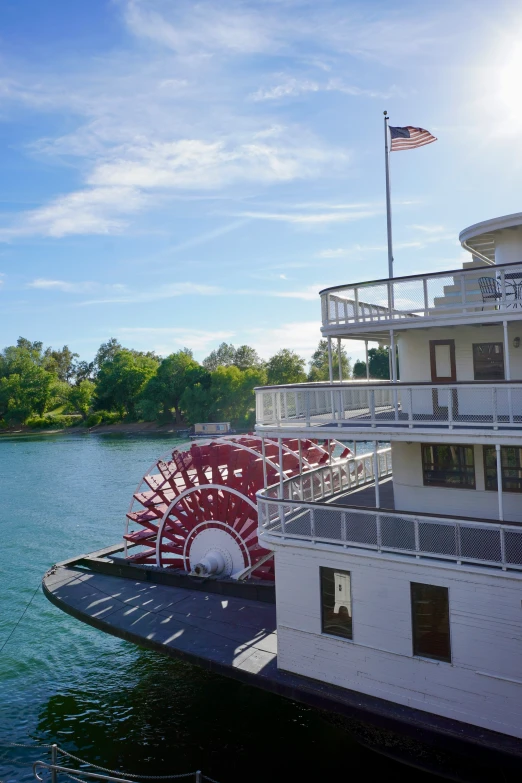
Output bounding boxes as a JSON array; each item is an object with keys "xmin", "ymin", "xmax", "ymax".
[{"xmin": 0, "ymin": 337, "xmax": 389, "ymax": 430}]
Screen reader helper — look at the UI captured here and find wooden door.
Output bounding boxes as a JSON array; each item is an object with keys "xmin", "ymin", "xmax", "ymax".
[
  {"xmin": 429, "ymin": 340, "xmax": 457, "ymax": 416},
  {"xmin": 429, "ymin": 340, "xmax": 456, "ymax": 382}
]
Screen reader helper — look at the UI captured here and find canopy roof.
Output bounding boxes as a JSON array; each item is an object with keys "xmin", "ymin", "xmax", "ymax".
[{"xmin": 459, "ymin": 212, "xmax": 522, "ymax": 265}]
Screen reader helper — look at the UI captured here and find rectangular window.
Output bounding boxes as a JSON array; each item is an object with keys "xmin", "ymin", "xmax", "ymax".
[
  {"xmin": 483, "ymin": 446, "xmax": 522, "ymax": 493},
  {"xmin": 320, "ymin": 567, "xmax": 352, "ymax": 640},
  {"xmin": 473, "ymin": 343, "xmax": 504, "ymax": 380},
  {"xmin": 422, "ymin": 444, "xmax": 475, "ymax": 488},
  {"xmin": 411, "ymin": 582, "xmax": 451, "ymax": 662}
]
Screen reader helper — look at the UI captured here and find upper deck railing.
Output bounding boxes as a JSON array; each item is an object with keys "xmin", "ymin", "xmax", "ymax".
[
  {"xmin": 256, "ymin": 455, "xmax": 522, "ymax": 572},
  {"xmin": 256, "ymin": 380, "xmax": 522, "ymax": 432},
  {"xmin": 320, "ymin": 260, "xmax": 522, "ymax": 331}
]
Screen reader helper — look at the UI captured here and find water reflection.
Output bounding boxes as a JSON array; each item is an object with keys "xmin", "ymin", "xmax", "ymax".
[{"xmin": 36, "ymin": 649, "xmax": 443, "ymax": 783}]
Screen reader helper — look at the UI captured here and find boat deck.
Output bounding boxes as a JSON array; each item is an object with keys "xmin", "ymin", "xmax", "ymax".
[
  {"xmin": 334, "ymin": 477, "xmax": 395, "ymax": 509},
  {"xmin": 42, "ymin": 552, "xmax": 522, "ymax": 772}
]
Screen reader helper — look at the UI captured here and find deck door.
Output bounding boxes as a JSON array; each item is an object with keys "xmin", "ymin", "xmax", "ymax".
[{"xmin": 429, "ymin": 340, "xmax": 457, "ymax": 416}]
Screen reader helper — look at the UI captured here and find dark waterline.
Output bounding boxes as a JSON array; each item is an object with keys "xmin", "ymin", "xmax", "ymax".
[{"xmin": 0, "ymin": 433, "xmax": 444, "ymax": 782}]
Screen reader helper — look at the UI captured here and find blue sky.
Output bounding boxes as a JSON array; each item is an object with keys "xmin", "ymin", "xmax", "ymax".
[{"xmin": 1, "ymin": 0, "xmax": 522, "ymax": 365}]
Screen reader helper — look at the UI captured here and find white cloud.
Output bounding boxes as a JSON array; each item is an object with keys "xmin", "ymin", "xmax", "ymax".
[
  {"xmin": 116, "ymin": 326, "xmax": 235, "ymax": 356},
  {"xmin": 318, "ymin": 232, "xmax": 457, "ymax": 258},
  {"xmin": 29, "ymin": 279, "xmax": 96, "ymax": 293},
  {"xmin": 122, "ymin": 1, "xmax": 452, "ymax": 65},
  {"xmin": 123, "ymin": 0, "xmax": 278, "ymax": 56},
  {"xmin": 408, "ymin": 224, "xmax": 446, "ymax": 234},
  {"xmin": 245, "ymin": 320, "xmax": 321, "ymax": 362},
  {"xmin": 81, "ymin": 282, "xmax": 223, "ymax": 305},
  {"xmin": 268, "ymin": 285, "xmax": 320, "ymax": 301},
  {"xmin": 1, "ymin": 187, "xmax": 145, "ymax": 239},
  {"xmin": 236, "ymin": 209, "xmax": 376, "ymax": 225},
  {"xmin": 250, "ymin": 76, "xmax": 398, "ymax": 102},
  {"xmin": 0, "ymin": 1, "xmax": 452, "ymax": 240},
  {"xmin": 89, "ymin": 137, "xmax": 344, "ymax": 191},
  {"xmin": 28, "ymin": 278, "xmax": 128, "ymax": 294}
]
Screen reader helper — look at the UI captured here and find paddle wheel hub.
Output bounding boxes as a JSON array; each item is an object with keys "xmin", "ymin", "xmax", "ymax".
[{"xmin": 124, "ymin": 435, "xmax": 351, "ymax": 581}]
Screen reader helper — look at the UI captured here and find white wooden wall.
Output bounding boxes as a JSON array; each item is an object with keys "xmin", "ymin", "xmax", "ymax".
[
  {"xmin": 398, "ymin": 323, "xmax": 522, "ymax": 382},
  {"xmin": 391, "ymin": 441, "xmax": 522, "ymax": 523},
  {"xmin": 274, "ymin": 543, "xmax": 522, "ymax": 738}
]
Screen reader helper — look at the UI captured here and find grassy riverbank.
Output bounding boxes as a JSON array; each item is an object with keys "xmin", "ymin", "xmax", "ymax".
[{"xmin": 0, "ymin": 420, "xmax": 193, "ymax": 437}]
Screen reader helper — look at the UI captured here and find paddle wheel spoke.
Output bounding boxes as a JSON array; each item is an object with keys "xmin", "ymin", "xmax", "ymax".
[{"xmin": 125, "ymin": 435, "xmax": 351, "ymax": 581}]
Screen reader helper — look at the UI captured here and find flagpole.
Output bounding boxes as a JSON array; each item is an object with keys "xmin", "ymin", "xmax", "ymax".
[{"xmin": 383, "ymin": 110, "xmax": 394, "ymax": 279}]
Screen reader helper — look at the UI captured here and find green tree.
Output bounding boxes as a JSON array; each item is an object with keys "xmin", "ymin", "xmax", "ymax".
[
  {"xmin": 352, "ymin": 360, "xmax": 367, "ymax": 379},
  {"xmin": 140, "ymin": 350, "xmax": 203, "ymax": 423},
  {"xmin": 0, "ymin": 341, "xmax": 55, "ymax": 424},
  {"xmin": 265, "ymin": 349, "xmax": 306, "ymax": 385},
  {"xmin": 202, "ymin": 342, "xmax": 237, "ymax": 371},
  {"xmin": 48, "ymin": 379, "xmax": 71, "ymax": 409},
  {"xmin": 43, "ymin": 345, "xmax": 79, "ymax": 381},
  {"xmin": 95, "ymin": 350, "xmax": 159, "ymax": 417},
  {"xmin": 351, "ymin": 347, "xmax": 390, "ymax": 380},
  {"xmin": 181, "ymin": 365, "xmax": 266, "ymax": 425},
  {"xmin": 308, "ymin": 339, "xmax": 351, "ymax": 381},
  {"xmin": 94, "ymin": 338, "xmax": 122, "ymax": 374},
  {"xmin": 68, "ymin": 380, "xmax": 96, "ymax": 419},
  {"xmin": 74, "ymin": 360, "xmax": 95, "ymax": 383},
  {"xmin": 0, "ymin": 363, "xmax": 54, "ymax": 424},
  {"xmin": 233, "ymin": 345, "xmax": 261, "ymax": 370}
]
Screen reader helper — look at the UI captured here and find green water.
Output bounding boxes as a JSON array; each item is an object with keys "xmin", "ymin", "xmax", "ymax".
[{"xmin": 0, "ymin": 434, "xmax": 443, "ymax": 782}]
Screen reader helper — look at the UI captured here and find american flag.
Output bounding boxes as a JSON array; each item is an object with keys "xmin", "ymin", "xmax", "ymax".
[{"xmin": 389, "ymin": 125, "xmax": 437, "ymax": 151}]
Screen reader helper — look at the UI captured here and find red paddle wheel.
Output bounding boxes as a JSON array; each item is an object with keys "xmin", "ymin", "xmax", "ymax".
[{"xmin": 124, "ymin": 435, "xmax": 351, "ymax": 581}]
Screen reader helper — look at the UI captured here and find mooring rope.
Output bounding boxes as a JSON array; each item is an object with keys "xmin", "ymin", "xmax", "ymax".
[{"xmin": 0, "ymin": 581, "xmax": 42, "ymax": 656}]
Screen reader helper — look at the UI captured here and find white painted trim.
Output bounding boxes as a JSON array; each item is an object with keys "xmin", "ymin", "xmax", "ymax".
[{"xmin": 475, "ymin": 670, "xmax": 522, "ymax": 686}]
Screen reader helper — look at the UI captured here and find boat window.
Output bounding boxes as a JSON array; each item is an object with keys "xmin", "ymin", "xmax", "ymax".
[
  {"xmin": 483, "ymin": 446, "xmax": 522, "ymax": 493},
  {"xmin": 473, "ymin": 343, "xmax": 504, "ymax": 380},
  {"xmin": 320, "ymin": 567, "xmax": 352, "ymax": 640},
  {"xmin": 421, "ymin": 444, "xmax": 475, "ymax": 488},
  {"xmin": 411, "ymin": 582, "xmax": 451, "ymax": 663}
]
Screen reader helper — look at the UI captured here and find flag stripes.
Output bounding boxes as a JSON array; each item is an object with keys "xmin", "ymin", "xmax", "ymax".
[{"xmin": 389, "ymin": 125, "xmax": 437, "ymax": 151}]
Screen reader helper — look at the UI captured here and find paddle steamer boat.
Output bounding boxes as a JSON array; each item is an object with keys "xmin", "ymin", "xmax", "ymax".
[{"xmin": 44, "ymin": 212, "xmax": 522, "ymax": 777}]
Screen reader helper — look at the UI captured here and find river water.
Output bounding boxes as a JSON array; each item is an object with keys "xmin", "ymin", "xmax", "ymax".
[{"xmin": 0, "ymin": 433, "xmax": 443, "ymax": 782}]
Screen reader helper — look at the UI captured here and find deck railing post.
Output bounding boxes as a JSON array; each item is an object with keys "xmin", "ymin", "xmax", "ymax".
[
  {"xmin": 51, "ymin": 744, "xmax": 58, "ymax": 783},
  {"xmin": 373, "ymin": 443, "xmax": 380, "ymax": 508},
  {"xmin": 448, "ymin": 386, "xmax": 453, "ymax": 429},
  {"xmin": 496, "ymin": 444, "xmax": 504, "ymax": 522},
  {"xmin": 354, "ymin": 287, "xmax": 359, "ymax": 321},
  {"xmin": 387, "ymin": 281, "xmax": 393, "ymax": 316},
  {"xmin": 493, "ymin": 387, "xmax": 498, "ymax": 430},
  {"xmin": 278, "ymin": 503, "xmax": 286, "ymax": 535},
  {"xmin": 261, "ymin": 436, "xmax": 267, "ymax": 489},
  {"xmin": 376, "ymin": 512, "xmax": 382, "ymax": 552},
  {"xmin": 423, "ymin": 277, "xmax": 429, "ymax": 313},
  {"xmin": 500, "ymin": 268, "xmax": 506, "ymax": 308},
  {"xmin": 460, "ymin": 275, "xmax": 467, "ymax": 311},
  {"xmin": 370, "ymin": 389, "xmax": 376, "ymax": 427}
]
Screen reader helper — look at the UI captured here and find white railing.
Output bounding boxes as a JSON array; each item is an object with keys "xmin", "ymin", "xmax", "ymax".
[
  {"xmin": 257, "ymin": 491, "xmax": 522, "ymax": 573},
  {"xmin": 256, "ymin": 382, "xmax": 522, "ymax": 431},
  {"xmin": 264, "ymin": 448, "xmax": 392, "ymax": 504},
  {"xmin": 321, "ymin": 261, "xmax": 522, "ymax": 330}
]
